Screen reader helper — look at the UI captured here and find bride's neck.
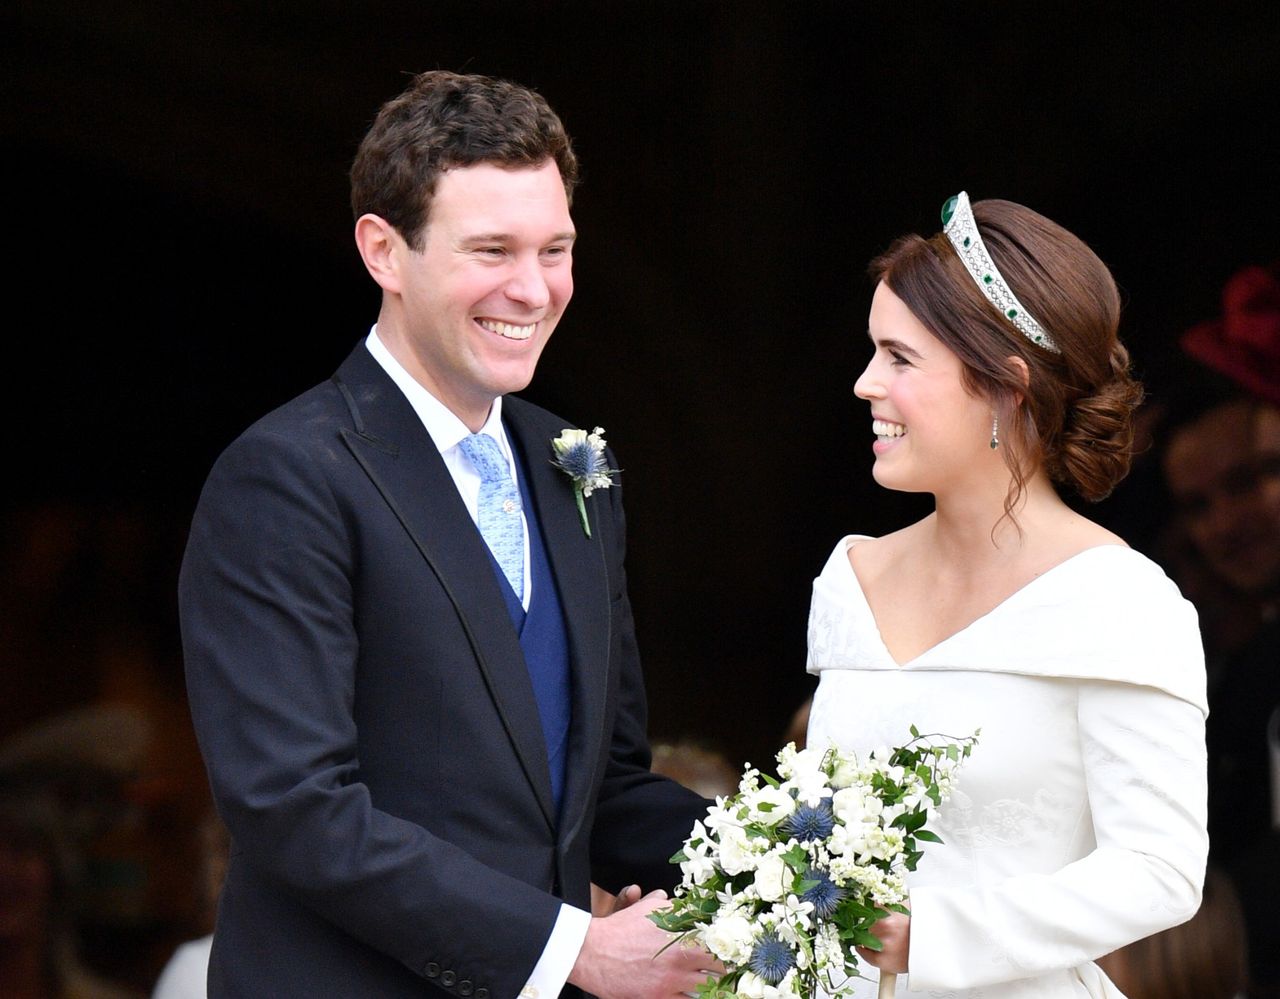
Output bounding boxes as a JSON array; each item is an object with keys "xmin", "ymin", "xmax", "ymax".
[{"xmin": 928, "ymin": 474, "xmax": 1065, "ymax": 567}]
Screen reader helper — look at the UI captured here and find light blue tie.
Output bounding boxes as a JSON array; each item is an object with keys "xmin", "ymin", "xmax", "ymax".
[{"xmin": 458, "ymin": 433, "xmax": 525, "ymax": 599}]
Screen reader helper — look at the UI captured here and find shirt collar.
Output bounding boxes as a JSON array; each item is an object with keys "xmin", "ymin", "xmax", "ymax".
[{"xmin": 365, "ymin": 326, "xmax": 510, "ymax": 459}]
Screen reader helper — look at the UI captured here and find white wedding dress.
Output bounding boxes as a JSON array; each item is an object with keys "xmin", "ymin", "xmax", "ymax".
[{"xmin": 806, "ymin": 538, "xmax": 1208, "ymax": 999}]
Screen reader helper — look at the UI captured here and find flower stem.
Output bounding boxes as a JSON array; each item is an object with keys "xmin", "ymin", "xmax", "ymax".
[{"xmin": 575, "ymin": 487, "xmax": 591, "ymax": 537}]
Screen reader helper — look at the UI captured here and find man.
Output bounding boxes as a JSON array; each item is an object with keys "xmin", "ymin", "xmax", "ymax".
[{"xmin": 179, "ymin": 71, "xmax": 715, "ymax": 998}]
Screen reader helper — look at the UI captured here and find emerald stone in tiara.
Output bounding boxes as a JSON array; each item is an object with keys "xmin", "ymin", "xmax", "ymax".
[{"xmin": 941, "ymin": 192, "xmax": 1060, "ymax": 353}]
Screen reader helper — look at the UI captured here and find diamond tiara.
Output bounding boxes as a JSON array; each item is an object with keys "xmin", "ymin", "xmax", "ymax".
[{"xmin": 941, "ymin": 191, "xmax": 1060, "ymax": 353}]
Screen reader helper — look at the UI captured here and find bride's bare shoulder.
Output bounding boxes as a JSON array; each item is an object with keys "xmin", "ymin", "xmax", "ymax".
[
  {"xmin": 1048, "ymin": 511, "xmax": 1129, "ymax": 556},
  {"xmin": 846, "ymin": 521, "xmax": 927, "ymax": 573}
]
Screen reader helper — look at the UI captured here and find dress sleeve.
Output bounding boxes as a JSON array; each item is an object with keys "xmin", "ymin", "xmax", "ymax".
[{"xmin": 906, "ymin": 680, "xmax": 1208, "ymax": 990}]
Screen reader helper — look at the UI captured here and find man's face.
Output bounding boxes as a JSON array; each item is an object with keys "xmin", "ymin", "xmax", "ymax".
[
  {"xmin": 387, "ymin": 159, "xmax": 575, "ymax": 428},
  {"xmin": 1164, "ymin": 399, "xmax": 1280, "ymax": 594}
]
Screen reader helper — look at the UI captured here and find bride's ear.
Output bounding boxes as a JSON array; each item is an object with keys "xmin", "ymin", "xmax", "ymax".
[{"xmin": 1006, "ymin": 355, "xmax": 1030, "ymax": 408}]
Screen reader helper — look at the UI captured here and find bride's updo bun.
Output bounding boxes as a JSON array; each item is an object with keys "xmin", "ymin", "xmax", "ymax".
[{"xmin": 871, "ymin": 196, "xmax": 1144, "ymax": 505}]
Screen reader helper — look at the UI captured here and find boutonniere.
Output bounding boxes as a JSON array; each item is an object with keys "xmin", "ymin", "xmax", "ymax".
[{"xmin": 551, "ymin": 426, "xmax": 619, "ymax": 537}]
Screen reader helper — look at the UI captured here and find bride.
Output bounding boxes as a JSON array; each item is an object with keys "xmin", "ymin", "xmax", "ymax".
[{"xmin": 806, "ymin": 192, "xmax": 1208, "ymax": 998}]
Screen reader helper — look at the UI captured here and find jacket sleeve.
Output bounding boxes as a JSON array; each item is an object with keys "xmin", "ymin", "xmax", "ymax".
[
  {"xmin": 586, "ymin": 455, "xmax": 711, "ymax": 894},
  {"xmin": 180, "ymin": 427, "xmax": 560, "ymax": 996},
  {"xmin": 907, "ymin": 678, "xmax": 1208, "ymax": 990}
]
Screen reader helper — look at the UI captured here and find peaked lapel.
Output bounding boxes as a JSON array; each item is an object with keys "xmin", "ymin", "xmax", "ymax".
[
  {"xmin": 329, "ymin": 346, "xmax": 557, "ymax": 832},
  {"xmin": 504, "ymin": 400, "xmax": 612, "ymax": 844}
]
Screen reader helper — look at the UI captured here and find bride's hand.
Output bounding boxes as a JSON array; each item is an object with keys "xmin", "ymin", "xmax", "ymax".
[{"xmin": 856, "ymin": 912, "xmax": 910, "ymax": 974}]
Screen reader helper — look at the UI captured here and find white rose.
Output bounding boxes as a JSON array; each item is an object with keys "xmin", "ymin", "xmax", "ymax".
[
  {"xmin": 702, "ymin": 911, "xmax": 756, "ymax": 966},
  {"xmin": 737, "ymin": 971, "xmax": 768, "ymax": 999},
  {"xmin": 829, "ymin": 752, "xmax": 861, "ymax": 789},
  {"xmin": 754, "ymin": 851, "xmax": 790, "ymax": 902}
]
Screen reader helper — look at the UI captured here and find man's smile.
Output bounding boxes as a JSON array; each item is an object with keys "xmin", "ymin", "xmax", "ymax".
[{"xmin": 477, "ymin": 317, "xmax": 536, "ymax": 341}]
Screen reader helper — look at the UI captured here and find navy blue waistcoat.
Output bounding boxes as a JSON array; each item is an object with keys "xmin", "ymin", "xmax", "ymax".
[{"xmin": 484, "ymin": 435, "xmax": 573, "ymax": 817}]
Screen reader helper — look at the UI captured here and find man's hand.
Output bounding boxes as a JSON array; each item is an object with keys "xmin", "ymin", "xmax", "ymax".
[
  {"xmin": 568, "ymin": 889, "xmax": 723, "ymax": 999},
  {"xmin": 855, "ymin": 911, "xmax": 910, "ymax": 974},
  {"xmin": 590, "ymin": 882, "xmax": 643, "ymax": 916}
]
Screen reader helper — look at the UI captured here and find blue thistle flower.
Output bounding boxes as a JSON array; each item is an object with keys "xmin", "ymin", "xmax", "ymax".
[
  {"xmin": 748, "ymin": 932, "xmax": 795, "ymax": 985},
  {"xmin": 800, "ymin": 866, "xmax": 845, "ymax": 919},
  {"xmin": 781, "ymin": 799, "xmax": 835, "ymax": 843},
  {"xmin": 558, "ymin": 440, "xmax": 599, "ymax": 479},
  {"xmin": 551, "ymin": 428, "xmax": 619, "ymax": 537}
]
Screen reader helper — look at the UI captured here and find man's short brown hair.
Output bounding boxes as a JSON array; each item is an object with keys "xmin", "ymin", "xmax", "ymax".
[{"xmin": 350, "ymin": 70, "xmax": 579, "ymax": 250}]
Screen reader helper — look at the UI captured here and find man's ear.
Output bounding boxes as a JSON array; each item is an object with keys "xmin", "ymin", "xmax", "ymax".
[{"xmin": 354, "ymin": 214, "xmax": 405, "ymax": 294}]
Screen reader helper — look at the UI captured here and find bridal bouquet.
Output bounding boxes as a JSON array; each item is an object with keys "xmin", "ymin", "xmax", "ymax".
[{"xmin": 651, "ymin": 727, "xmax": 978, "ymax": 999}]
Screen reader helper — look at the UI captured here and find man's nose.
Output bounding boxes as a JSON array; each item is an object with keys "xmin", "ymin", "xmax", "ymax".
[
  {"xmin": 505, "ymin": 257, "xmax": 550, "ymax": 310},
  {"xmin": 1201, "ymin": 489, "xmax": 1251, "ymax": 538}
]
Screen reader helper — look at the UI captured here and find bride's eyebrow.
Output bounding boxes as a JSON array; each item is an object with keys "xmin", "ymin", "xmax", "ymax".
[{"xmin": 868, "ymin": 333, "xmax": 924, "ymax": 360}]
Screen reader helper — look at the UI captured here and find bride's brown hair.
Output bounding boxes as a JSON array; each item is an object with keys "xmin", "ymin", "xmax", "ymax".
[{"xmin": 871, "ymin": 197, "xmax": 1143, "ymax": 514}]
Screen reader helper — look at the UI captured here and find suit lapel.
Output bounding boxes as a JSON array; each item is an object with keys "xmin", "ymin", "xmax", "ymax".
[
  {"xmin": 504, "ymin": 401, "xmax": 612, "ymax": 842},
  {"xmin": 331, "ymin": 347, "xmax": 557, "ymax": 832}
]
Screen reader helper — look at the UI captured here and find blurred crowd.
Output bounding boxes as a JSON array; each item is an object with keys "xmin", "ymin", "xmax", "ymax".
[{"xmin": 2, "ymin": 264, "xmax": 1277, "ymax": 997}]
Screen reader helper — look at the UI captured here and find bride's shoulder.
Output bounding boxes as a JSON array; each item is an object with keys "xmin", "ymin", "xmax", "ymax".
[{"xmin": 841, "ymin": 523, "xmax": 921, "ymax": 575}]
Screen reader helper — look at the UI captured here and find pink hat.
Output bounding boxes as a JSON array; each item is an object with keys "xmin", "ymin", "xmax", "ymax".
[{"xmin": 1180, "ymin": 262, "xmax": 1280, "ymax": 407}]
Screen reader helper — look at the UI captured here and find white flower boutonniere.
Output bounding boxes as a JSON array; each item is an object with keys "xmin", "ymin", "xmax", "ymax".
[{"xmin": 551, "ymin": 426, "xmax": 619, "ymax": 537}]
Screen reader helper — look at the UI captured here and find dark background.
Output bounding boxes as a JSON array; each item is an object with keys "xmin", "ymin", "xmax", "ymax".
[{"xmin": 3, "ymin": 8, "xmax": 1278, "ymax": 968}]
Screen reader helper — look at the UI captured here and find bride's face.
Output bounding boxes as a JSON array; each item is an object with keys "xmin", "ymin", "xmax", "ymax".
[{"xmin": 854, "ymin": 282, "xmax": 995, "ymax": 494}]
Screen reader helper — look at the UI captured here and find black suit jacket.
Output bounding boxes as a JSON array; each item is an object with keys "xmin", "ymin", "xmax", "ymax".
[{"xmin": 179, "ymin": 343, "xmax": 705, "ymax": 997}]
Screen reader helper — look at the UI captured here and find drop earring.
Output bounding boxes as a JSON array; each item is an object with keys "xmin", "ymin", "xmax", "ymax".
[{"xmin": 989, "ymin": 415, "xmax": 1000, "ymax": 451}]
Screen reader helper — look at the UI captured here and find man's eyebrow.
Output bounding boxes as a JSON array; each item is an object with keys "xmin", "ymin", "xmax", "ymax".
[{"xmin": 459, "ymin": 231, "xmax": 577, "ymax": 244}]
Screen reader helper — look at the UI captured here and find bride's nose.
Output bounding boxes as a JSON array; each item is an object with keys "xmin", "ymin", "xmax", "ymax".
[{"xmin": 853, "ymin": 359, "xmax": 881, "ymax": 400}]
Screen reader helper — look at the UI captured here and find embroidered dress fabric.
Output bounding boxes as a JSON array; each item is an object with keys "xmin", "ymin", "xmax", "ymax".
[
  {"xmin": 458, "ymin": 433, "xmax": 525, "ymax": 598},
  {"xmin": 805, "ymin": 539, "xmax": 1208, "ymax": 999}
]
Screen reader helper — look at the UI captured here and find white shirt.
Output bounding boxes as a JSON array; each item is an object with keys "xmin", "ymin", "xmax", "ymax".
[
  {"xmin": 365, "ymin": 328, "xmax": 591, "ymax": 997},
  {"xmin": 151, "ymin": 935, "xmax": 213, "ymax": 999},
  {"xmin": 365, "ymin": 328, "xmax": 531, "ymax": 609}
]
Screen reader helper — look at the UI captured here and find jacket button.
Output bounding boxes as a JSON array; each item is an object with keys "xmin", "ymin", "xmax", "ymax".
[
  {"xmin": 459, "ymin": 981, "xmax": 473, "ymax": 996},
  {"xmin": 425, "ymin": 963, "xmax": 440, "ymax": 978},
  {"xmin": 475, "ymin": 990, "xmax": 489, "ymax": 999},
  {"xmin": 441, "ymin": 970, "xmax": 457, "ymax": 987}
]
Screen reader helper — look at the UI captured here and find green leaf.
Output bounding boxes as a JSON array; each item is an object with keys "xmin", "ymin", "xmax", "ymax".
[
  {"xmin": 782, "ymin": 844, "xmax": 809, "ymax": 871},
  {"xmin": 914, "ymin": 829, "xmax": 943, "ymax": 843},
  {"xmin": 910, "ymin": 723, "xmax": 920, "ymax": 738}
]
